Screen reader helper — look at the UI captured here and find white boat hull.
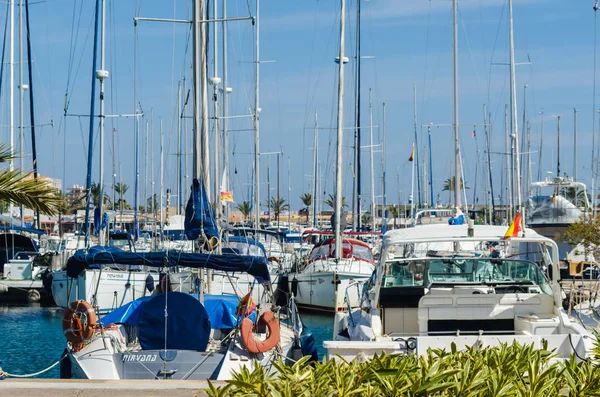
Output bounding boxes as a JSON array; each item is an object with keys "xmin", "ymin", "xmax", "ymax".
[
  {"xmin": 289, "ymin": 271, "xmax": 368, "ymax": 312},
  {"xmin": 52, "ymin": 269, "xmax": 151, "ymax": 314}
]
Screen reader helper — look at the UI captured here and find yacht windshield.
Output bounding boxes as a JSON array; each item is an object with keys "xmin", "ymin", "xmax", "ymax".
[{"xmin": 383, "ymin": 258, "xmax": 551, "ymax": 295}]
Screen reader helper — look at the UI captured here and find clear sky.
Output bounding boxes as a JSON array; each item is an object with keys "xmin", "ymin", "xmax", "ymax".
[{"xmin": 0, "ymin": 0, "xmax": 597, "ymax": 213}]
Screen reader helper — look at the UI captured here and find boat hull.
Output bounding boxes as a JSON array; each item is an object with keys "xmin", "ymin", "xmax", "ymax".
[
  {"xmin": 289, "ymin": 271, "xmax": 368, "ymax": 312},
  {"xmin": 52, "ymin": 269, "xmax": 151, "ymax": 314}
]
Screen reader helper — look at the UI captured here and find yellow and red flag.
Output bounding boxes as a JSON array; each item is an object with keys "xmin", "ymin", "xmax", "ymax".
[
  {"xmin": 408, "ymin": 146, "xmax": 415, "ymax": 162},
  {"xmin": 503, "ymin": 212, "xmax": 522, "ymax": 240},
  {"xmin": 221, "ymin": 191, "xmax": 233, "ymax": 203}
]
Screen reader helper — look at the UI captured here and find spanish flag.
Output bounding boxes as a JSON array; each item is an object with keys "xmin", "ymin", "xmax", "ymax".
[
  {"xmin": 503, "ymin": 212, "xmax": 522, "ymax": 240},
  {"xmin": 408, "ymin": 146, "xmax": 415, "ymax": 162},
  {"xmin": 221, "ymin": 191, "xmax": 233, "ymax": 203}
]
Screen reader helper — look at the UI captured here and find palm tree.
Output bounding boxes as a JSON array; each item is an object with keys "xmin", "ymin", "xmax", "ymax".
[
  {"xmin": 91, "ymin": 182, "xmax": 111, "ymax": 208},
  {"xmin": 266, "ymin": 197, "xmax": 289, "ymax": 218},
  {"xmin": 561, "ymin": 187, "xmax": 589, "ymax": 207},
  {"xmin": 388, "ymin": 206, "xmax": 400, "ymax": 229},
  {"xmin": 324, "ymin": 193, "xmax": 347, "ymax": 209},
  {"xmin": 114, "ymin": 182, "xmax": 129, "ymax": 207},
  {"xmin": 236, "ymin": 201, "xmax": 251, "ymax": 221},
  {"xmin": 300, "ymin": 193, "xmax": 312, "ymax": 222},
  {"xmin": 0, "ymin": 145, "xmax": 60, "ymax": 215},
  {"xmin": 442, "ymin": 176, "xmax": 469, "ymax": 192}
]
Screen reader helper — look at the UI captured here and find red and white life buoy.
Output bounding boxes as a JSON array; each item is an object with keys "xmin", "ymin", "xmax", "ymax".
[
  {"xmin": 240, "ymin": 311, "xmax": 280, "ymax": 354},
  {"xmin": 62, "ymin": 300, "xmax": 96, "ymax": 346}
]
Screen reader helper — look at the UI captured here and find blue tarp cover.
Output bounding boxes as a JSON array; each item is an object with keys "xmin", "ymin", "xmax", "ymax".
[
  {"xmin": 100, "ymin": 293, "xmax": 255, "ymax": 330},
  {"xmin": 100, "ymin": 295, "xmax": 153, "ymax": 326},
  {"xmin": 204, "ymin": 294, "xmax": 256, "ymax": 328},
  {"xmin": 66, "ymin": 245, "xmax": 270, "ymax": 283},
  {"xmin": 184, "ymin": 178, "xmax": 219, "ymax": 240},
  {"xmin": 137, "ymin": 292, "xmax": 211, "ymax": 351}
]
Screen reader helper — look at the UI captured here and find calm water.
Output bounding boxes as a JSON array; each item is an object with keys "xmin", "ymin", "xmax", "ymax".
[
  {"xmin": 0, "ymin": 304, "xmax": 333, "ymax": 378},
  {"xmin": 0, "ymin": 305, "xmax": 65, "ymax": 378}
]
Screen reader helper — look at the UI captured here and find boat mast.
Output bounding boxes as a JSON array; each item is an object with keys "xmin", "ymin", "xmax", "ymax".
[
  {"xmin": 24, "ymin": 0, "xmax": 39, "ymax": 229},
  {"xmin": 427, "ymin": 124, "xmax": 434, "ymax": 208},
  {"xmin": 413, "ymin": 85, "xmax": 421, "ymax": 208},
  {"xmin": 212, "ymin": 0, "xmax": 221, "ymax": 217},
  {"xmin": 19, "ymin": 0, "xmax": 24, "ymax": 227},
  {"xmin": 253, "ymin": 0, "xmax": 260, "ymax": 229},
  {"xmin": 97, "ymin": 0, "xmax": 107, "ymax": 245},
  {"xmin": 382, "ymin": 102, "xmax": 387, "ymax": 231},
  {"xmin": 159, "ymin": 120, "xmax": 164, "ymax": 237},
  {"xmin": 573, "ymin": 108, "xmax": 578, "ymax": 199},
  {"xmin": 312, "ymin": 111, "xmax": 318, "ymax": 227},
  {"xmin": 352, "ymin": 0, "xmax": 361, "ymax": 231},
  {"xmin": 222, "ymin": 0, "xmax": 229, "ymax": 223},
  {"xmin": 452, "ymin": 0, "xmax": 460, "ymax": 210},
  {"xmin": 192, "ymin": 0, "xmax": 209, "ymax": 185},
  {"xmin": 537, "ymin": 110, "xmax": 544, "ymax": 196},
  {"xmin": 334, "ymin": 0, "xmax": 346, "ymax": 260},
  {"xmin": 369, "ymin": 88, "xmax": 375, "ymax": 232},
  {"xmin": 176, "ymin": 80, "xmax": 182, "ymax": 215},
  {"xmin": 9, "ymin": 0, "xmax": 13, "ymax": 219},
  {"xmin": 505, "ymin": 105, "xmax": 512, "ymax": 220},
  {"xmin": 556, "ymin": 115, "xmax": 561, "ymax": 177},
  {"xmin": 593, "ymin": 1, "xmax": 599, "ymax": 219},
  {"xmin": 83, "ymin": 0, "xmax": 101, "ymax": 246},
  {"xmin": 508, "ymin": 0, "xmax": 522, "ymax": 217}
]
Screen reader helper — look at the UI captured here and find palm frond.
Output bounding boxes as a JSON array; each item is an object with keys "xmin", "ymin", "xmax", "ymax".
[
  {"xmin": 0, "ymin": 169, "xmax": 61, "ymax": 215},
  {"xmin": 0, "ymin": 144, "xmax": 16, "ymax": 164}
]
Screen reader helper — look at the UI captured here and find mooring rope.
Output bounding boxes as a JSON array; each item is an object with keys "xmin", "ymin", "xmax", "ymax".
[{"xmin": 0, "ymin": 351, "xmax": 68, "ymax": 379}]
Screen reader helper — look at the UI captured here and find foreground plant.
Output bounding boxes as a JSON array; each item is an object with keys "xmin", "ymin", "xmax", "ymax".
[{"xmin": 207, "ymin": 341, "xmax": 600, "ymax": 397}]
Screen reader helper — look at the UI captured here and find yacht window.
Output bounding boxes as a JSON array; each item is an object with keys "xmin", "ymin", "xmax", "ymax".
[
  {"xmin": 309, "ymin": 245, "xmax": 329, "ymax": 261},
  {"xmin": 383, "ymin": 260, "xmax": 424, "ymax": 287},
  {"xmin": 353, "ymin": 245, "xmax": 373, "ymax": 262}
]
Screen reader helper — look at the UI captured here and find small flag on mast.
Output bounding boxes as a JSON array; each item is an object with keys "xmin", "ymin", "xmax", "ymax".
[
  {"xmin": 408, "ymin": 146, "xmax": 415, "ymax": 162},
  {"xmin": 503, "ymin": 212, "xmax": 522, "ymax": 240},
  {"xmin": 221, "ymin": 191, "xmax": 233, "ymax": 203}
]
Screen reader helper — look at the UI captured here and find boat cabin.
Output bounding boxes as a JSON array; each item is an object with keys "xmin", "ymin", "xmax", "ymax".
[
  {"xmin": 308, "ymin": 238, "xmax": 374, "ymax": 264},
  {"xmin": 379, "ymin": 256, "xmax": 554, "ymax": 335}
]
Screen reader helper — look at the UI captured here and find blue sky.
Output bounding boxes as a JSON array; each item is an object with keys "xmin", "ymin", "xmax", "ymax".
[{"xmin": 0, "ymin": 0, "xmax": 597, "ymax": 212}]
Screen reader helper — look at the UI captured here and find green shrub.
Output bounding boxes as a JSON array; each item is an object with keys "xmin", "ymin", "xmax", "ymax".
[{"xmin": 207, "ymin": 341, "xmax": 600, "ymax": 396}]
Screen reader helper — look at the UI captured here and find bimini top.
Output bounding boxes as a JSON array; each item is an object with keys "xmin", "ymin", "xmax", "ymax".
[
  {"xmin": 66, "ymin": 245, "xmax": 270, "ymax": 283},
  {"xmin": 383, "ymin": 224, "xmax": 550, "ymax": 247}
]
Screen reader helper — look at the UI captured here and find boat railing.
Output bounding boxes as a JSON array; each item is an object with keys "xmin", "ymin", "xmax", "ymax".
[
  {"xmin": 344, "ymin": 279, "xmax": 361, "ymax": 318},
  {"xmin": 387, "ymin": 329, "xmax": 528, "ymax": 337}
]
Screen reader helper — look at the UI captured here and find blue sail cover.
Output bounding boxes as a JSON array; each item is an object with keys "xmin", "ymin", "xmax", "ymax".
[
  {"xmin": 101, "ymin": 294, "xmax": 256, "ymax": 330},
  {"xmin": 184, "ymin": 178, "xmax": 219, "ymax": 240},
  {"xmin": 137, "ymin": 292, "xmax": 211, "ymax": 351},
  {"xmin": 65, "ymin": 245, "xmax": 270, "ymax": 283}
]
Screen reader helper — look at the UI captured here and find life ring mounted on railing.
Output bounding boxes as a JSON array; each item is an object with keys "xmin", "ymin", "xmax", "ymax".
[
  {"xmin": 62, "ymin": 300, "xmax": 97, "ymax": 347},
  {"xmin": 240, "ymin": 310, "xmax": 281, "ymax": 354}
]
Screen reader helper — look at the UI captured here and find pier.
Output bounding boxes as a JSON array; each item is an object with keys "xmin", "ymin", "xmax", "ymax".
[{"xmin": 0, "ymin": 379, "xmax": 219, "ymax": 396}]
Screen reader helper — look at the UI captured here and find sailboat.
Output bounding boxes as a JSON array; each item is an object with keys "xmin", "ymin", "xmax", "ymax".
[
  {"xmin": 282, "ymin": 0, "xmax": 375, "ymax": 313},
  {"xmin": 59, "ymin": 0, "xmax": 317, "ymax": 380},
  {"xmin": 323, "ymin": 0, "xmax": 595, "ymax": 361}
]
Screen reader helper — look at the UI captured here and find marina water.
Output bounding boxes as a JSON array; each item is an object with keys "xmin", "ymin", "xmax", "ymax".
[{"xmin": 0, "ymin": 304, "xmax": 332, "ymax": 378}]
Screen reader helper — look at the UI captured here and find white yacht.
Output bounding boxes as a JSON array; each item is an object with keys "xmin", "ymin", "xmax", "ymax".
[
  {"xmin": 528, "ymin": 174, "xmax": 589, "ymax": 259},
  {"xmin": 325, "ymin": 224, "xmax": 594, "ymax": 361},
  {"xmin": 287, "ymin": 237, "xmax": 375, "ymax": 312}
]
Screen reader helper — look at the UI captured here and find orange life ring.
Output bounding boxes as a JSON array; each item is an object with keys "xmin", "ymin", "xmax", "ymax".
[
  {"xmin": 62, "ymin": 300, "xmax": 97, "ymax": 345},
  {"xmin": 240, "ymin": 311, "xmax": 280, "ymax": 354}
]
